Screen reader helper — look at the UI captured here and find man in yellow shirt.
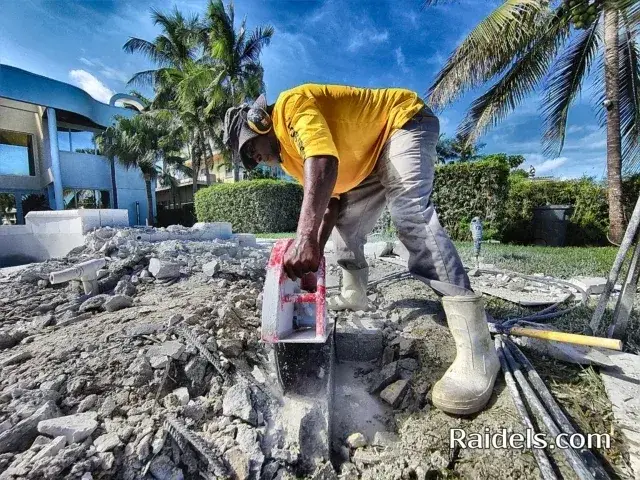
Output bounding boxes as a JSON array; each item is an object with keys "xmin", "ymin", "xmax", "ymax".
[{"xmin": 223, "ymin": 84, "xmax": 499, "ymax": 416}]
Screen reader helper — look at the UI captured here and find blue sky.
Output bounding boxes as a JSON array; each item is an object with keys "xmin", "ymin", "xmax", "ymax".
[{"xmin": 0, "ymin": 0, "xmax": 608, "ymax": 179}]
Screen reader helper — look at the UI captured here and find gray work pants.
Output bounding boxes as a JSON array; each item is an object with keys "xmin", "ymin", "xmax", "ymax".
[{"xmin": 331, "ymin": 108, "xmax": 472, "ymax": 296}]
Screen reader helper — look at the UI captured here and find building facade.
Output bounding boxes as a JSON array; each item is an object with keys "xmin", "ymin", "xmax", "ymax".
[
  {"xmin": 155, "ymin": 152, "xmax": 293, "ymax": 210},
  {"xmin": 0, "ymin": 64, "xmax": 154, "ymax": 226}
]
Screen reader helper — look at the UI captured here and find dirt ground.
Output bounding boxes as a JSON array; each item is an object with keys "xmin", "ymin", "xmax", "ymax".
[{"xmin": 336, "ymin": 257, "xmax": 633, "ymax": 480}]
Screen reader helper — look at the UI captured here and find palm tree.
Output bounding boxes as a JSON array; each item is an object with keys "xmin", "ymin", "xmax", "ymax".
[
  {"xmin": 436, "ymin": 133, "xmax": 485, "ymax": 163},
  {"xmin": 193, "ymin": 0, "xmax": 273, "ymax": 181},
  {"xmin": 424, "ymin": 0, "xmax": 640, "ymax": 243},
  {"xmin": 98, "ymin": 112, "xmax": 187, "ymax": 226},
  {"xmin": 123, "ymin": 8, "xmax": 200, "ymax": 90}
]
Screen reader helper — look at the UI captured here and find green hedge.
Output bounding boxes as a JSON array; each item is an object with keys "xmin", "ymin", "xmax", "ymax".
[
  {"xmin": 432, "ymin": 158, "xmax": 511, "ymax": 240},
  {"xmin": 503, "ymin": 175, "xmax": 609, "ymax": 245},
  {"xmin": 195, "ymin": 180, "xmax": 303, "ymax": 233}
]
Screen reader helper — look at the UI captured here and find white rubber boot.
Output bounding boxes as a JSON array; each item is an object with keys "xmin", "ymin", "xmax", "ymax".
[
  {"xmin": 432, "ymin": 293, "xmax": 500, "ymax": 415},
  {"xmin": 327, "ymin": 267, "xmax": 369, "ymax": 311}
]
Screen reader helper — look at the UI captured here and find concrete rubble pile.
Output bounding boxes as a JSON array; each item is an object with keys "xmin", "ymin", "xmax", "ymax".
[
  {"xmin": 0, "ymin": 223, "xmax": 336, "ymax": 480},
  {"xmin": 0, "ymin": 224, "xmax": 522, "ymax": 480}
]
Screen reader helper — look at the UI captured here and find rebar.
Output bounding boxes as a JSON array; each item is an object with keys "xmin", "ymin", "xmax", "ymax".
[
  {"xmin": 164, "ymin": 415, "xmax": 227, "ymax": 477},
  {"xmin": 500, "ymin": 337, "xmax": 596, "ymax": 480},
  {"xmin": 494, "ymin": 336, "xmax": 558, "ymax": 479},
  {"xmin": 176, "ymin": 327, "xmax": 227, "ymax": 380},
  {"xmin": 503, "ymin": 337, "xmax": 610, "ymax": 480}
]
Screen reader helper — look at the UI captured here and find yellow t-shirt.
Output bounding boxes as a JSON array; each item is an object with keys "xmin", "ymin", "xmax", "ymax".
[{"xmin": 271, "ymin": 84, "xmax": 425, "ymax": 195}]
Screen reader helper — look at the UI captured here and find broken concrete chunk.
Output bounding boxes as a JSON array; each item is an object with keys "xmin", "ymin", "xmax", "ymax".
[
  {"xmin": 0, "ymin": 330, "xmax": 26, "ymax": 350},
  {"xmin": 99, "ymin": 397, "xmax": 117, "ymax": 418},
  {"xmin": 380, "ymin": 380, "xmax": 409, "ymax": 408},
  {"xmin": 97, "ymin": 451, "xmax": 115, "ymax": 470},
  {"xmin": 76, "ymin": 394, "xmax": 98, "ymax": 414},
  {"xmin": 94, "ymin": 433, "xmax": 120, "ymax": 453},
  {"xmin": 202, "ymin": 260, "xmax": 221, "ymax": 277},
  {"xmin": 224, "ymin": 447, "xmax": 250, "ymax": 480},
  {"xmin": 149, "ymin": 454, "xmax": 184, "ymax": 480},
  {"xmin": 31, "ymin": 313, "xmax": 54, "ymax": 330},
  {"xmin": 126, "ymin": 322, "xmax": 164, "ymax": 337},
  {"xmin": 172, "ymin": 387, "xmax": 190, "ymax": 406},
  {"xmin": 167, "ymin": 313, "xmax": 183, "ymax": 328},
  {"xmin": 372, "ymin": 431, "xmax": 400, "ymax": 448},
  {"xmin": 148, "ymin": 258, "xmax": 181, "ymax": 280},
  {"xmin": 1, "ymin": 350, "xmax": 32, "ymax": 366},
  {"xmin": 395, "ymin": 337, "xmax": 418, "ymax": 358},
  {"xmin": 311, "ymin": 462, "xmax": 339, "ymax": 480},
  {"xmin": 223, "ymin": 383, "xmax": 257, "ymax": 426},
  {"xmin": 0, "ymin": 419, "xmax": 12, "ymax": 434},
  {"xmin": 79, "ymin": 295, "xmax": 109, "ymax": 312},
  {"xmin": 146, "ymin": 341, "xmax": 185, "ymax": 359},
  {"xmin": 569, "ymin": 276, "xmax": 607, "ymax": 295},
  {"xmin": 32, "ymin": 435, "xmax": 66, "ymax": 462},
  {"xmin": 37, "ymin": 412, "xmax": 98, "ymax": 443},
  {"xmin": 0, "ymin": 401, "xmax": 59, "ymax": 453},
  {"xmin": 217, "ymin": 339, "xmax": 244, "ymax": 358},
  {"xmin": 366, "ymin": 361, "xmax": 399, "ymax": 394},
  {"xmin": 346, "ymin": 432, "xmax": 367, "ymax": 449},
  {"xmin": 184, "ymin": 357, "xmax": 207, "ymax": 387},
  {"xmin": 104, "ymin": 295, "xmax": 133, "ymax": 313},
  {"xmin": 150, "ymin": 355, "xmax": 169, "ymax": 369},
  {"xmin": 114, "ymin": 279, "xmax": 136, "ymax": 297},
  {"xmin": 381, "ymin": 345, "xmax": 396, "ymax": 365}
]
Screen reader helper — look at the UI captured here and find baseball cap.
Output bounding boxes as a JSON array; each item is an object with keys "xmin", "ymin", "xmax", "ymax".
[{"xmin": 222, "ymin": 94, "xmax": 268, "ymax": 171}]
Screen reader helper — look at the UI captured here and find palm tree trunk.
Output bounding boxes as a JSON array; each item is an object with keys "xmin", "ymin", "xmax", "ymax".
[
  {"xmin": 144, "ymin": 175, "xmax": 154, "ymax": 226},
  {"xmin": 190, "ymin": 141, "xmax": 199, "ymax": 199},
  {"xmin": 604, "ymin": 6, "xmax": 625, "ymax": 243},
  {"xmin": 109, "ymin": 155, "xmax": 118, "ymax": 208},
  {"xmin": 230, "ymin": 82, "xmax": 241, "ymax": 183}
]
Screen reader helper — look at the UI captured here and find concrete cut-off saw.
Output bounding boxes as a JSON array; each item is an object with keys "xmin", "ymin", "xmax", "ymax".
[{"xmin": 261, "ymin": 239, "xmax": 335, "ymax": 394}]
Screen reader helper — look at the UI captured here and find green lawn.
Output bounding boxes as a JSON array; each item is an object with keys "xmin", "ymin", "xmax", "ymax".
[
  {"xmin": 454, "ymin": 241, "xmax": 619, "ymax": 279},
  {"xmin": 254, "ymin": 232, "xmax": 296, "ymax": 239},
  {"xmin": 254, "ymin": 235, "xmax": 618, "ymax": 278}
]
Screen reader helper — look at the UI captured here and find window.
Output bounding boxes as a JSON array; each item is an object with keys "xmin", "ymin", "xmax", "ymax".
[
  {"xmin": 57, "ymin": 127, "xmax": 101, "ymax": 154},
  {"xmin": 63, "ymin": 189, "xmax": 110, "ymax": 209},
  {"xmin": 0, "ymin": 130, "xmax": 35, "ymax": 176},
  {"xmin": 57, "ymin": 128, "xmax": 71, "ymax": 151}
]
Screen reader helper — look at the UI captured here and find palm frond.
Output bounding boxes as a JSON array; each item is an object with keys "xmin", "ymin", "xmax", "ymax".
[
  {"xmin": 618, "ymin": 19, "xmax": 640, "ymax": 173},
  {"xmin": 123, "ymin": 37, "xmax": 171, "ymax": 66},
  {"xmin": 241, "ymin": 26, "xmax": 274, "ymax": 63},
  {"xmin": 458, "ymin": 11, "xmax": 570, "ymax": 144},
  {"xmin": 428, "ymin": 0, "xmax": 548, "ymax": 109},
  {"xmin": 542, "ymin": 18, "xmax": 601, "ymax": 156}
]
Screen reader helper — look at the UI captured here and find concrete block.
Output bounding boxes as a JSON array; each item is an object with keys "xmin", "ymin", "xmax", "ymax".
[
  {"xmin": 335, "ymin": 317, "xmax": 384, "ymax": 362},
  {"xmin": 569, "ymin": 276, "xmax": 607, "ymax": 295},
  {"xmin": 37, "ymin": 411, "xmax": 98, "ymax": 443},
  {"xmin": 380, "ymin": 380, "xmax": 409, "ymax": 408}
]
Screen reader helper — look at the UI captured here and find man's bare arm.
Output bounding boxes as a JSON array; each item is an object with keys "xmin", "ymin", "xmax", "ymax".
[
  {"xmin": 283, "ymin": 155, "xmax": 338, "ymax": 279},
  {"xmin": 318, "ymin": 197, "xmax": 340, "ymax": 252}
]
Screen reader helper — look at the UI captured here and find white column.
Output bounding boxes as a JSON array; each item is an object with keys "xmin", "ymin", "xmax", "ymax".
[{"xmin": 46, "ymin": 107, "xmax": 64, "ymax": 210}]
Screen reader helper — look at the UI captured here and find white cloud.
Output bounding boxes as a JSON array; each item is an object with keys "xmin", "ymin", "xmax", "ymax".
[
  {"xmin": 395, "ymin": 47, "xmax": 408, "ymax": 73},
  {"xmin": 533, "ymin": 157, "xmax": 568, "ymax": 174},
  {"xmin": 100, "ymin": 65, "xmax": 130, "ymax": 83},
  {"xmin": 347, "ymin": 29, "xmax": 389, "ymax": 52},
  {"xmin": 68, "ymin": 69, "xmax": 114, "ymax": 104},
  {"xmin": 78, "ymin": 57, "xmax": 130, "ymax": 83}
]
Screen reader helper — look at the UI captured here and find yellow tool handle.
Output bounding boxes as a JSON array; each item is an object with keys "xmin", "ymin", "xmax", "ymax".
[{"xmin": 508, "ymin": 327, "xmax": 623, "ymax": 351}]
